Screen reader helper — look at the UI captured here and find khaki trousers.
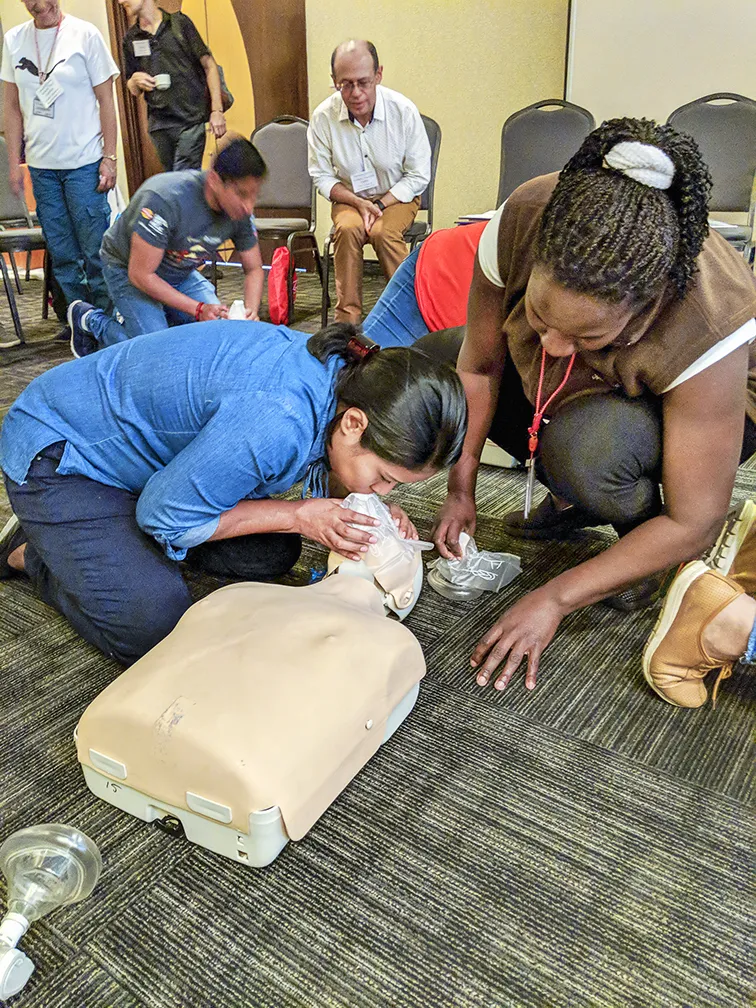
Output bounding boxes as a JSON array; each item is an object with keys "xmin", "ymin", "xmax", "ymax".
[{"xmin": 331, "ymin": 197, "xmax": 421, "ymax": 323}]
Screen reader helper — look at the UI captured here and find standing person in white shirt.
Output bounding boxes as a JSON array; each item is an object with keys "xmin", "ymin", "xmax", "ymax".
[
  {"xmin": 2, "ymin": 0, "xmax": 120, "ymax": 334},
  {"xmin": 308, "ymin": 40, "xmax": 431, "ymax": 324}
]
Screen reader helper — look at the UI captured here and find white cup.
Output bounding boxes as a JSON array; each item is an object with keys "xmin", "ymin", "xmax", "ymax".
[{"xmin": 154, "ymin": 73, "xmax": 171, "ymax": 90}]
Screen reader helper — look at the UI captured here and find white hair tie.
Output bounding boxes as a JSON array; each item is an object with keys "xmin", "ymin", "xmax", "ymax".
[{"xmin": 602, "ymin": 141, "xmax": 675, "ymax": 190}]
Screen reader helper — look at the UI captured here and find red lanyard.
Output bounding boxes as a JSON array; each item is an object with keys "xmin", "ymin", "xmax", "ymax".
[
  {"xmin": 528, "ymin": 347, "xmax": 576, "ymax": 457},
  {"xmin": 34, "ymin": 14, "xmax": 64, "ymax": 84},
  {"xmin": 523, "ymin": 348, "xmax": 576, "ymax": 518}
]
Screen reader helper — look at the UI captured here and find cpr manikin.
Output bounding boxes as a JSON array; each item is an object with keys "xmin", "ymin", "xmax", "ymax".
[{"xmin": 75, "ymin": 497, "xmax": 425, "ymax": 868}]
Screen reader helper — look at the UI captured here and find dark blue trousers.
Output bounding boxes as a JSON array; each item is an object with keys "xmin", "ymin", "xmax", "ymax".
[{"xmin": 4, "ymin": 443, "xmax": 301, "ymax": 667}]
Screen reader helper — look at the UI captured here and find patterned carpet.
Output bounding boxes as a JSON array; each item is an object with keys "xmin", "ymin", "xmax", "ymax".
[{"xmin": 0, "ymin": 271, "xmax": 753, "ymax": 1008}]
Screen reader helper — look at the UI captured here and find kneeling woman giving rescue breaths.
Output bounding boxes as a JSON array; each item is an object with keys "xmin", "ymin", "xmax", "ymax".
[
  {"xmin": 0, "ymin": 322, "xmax": 467, "ymax": 666},
  {"xmin": 432, "ymin": 118, "xmax": 756, "ymax": 693}
]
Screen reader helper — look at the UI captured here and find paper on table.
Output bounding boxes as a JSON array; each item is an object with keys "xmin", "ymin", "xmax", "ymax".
[
  {"xmin": 456, "ymin": 210, "xmax": 497, "ymax": 222},
  {"xmin": 709, "ymin": 219, "xmax": 738, "ymax": 229}
]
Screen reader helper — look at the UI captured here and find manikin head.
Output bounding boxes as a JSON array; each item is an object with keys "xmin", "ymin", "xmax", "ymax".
[
  {"xmin": 20, "ymin": 0, "xmax": 60, "ymax": 28},
  {"xmin": 305, "ymin": 324, "xmax": 467, "ymax": 496},
  {"xmin": 330, "ymin": 40, "xmax": 382, "ymax": 123},
  {"xmin": 204, "ymin": 137, "xmax": 266, "ymax": 222},
  {"xmin": 526, "ymin": 117, "xmax": 712, "ymax": 358}
]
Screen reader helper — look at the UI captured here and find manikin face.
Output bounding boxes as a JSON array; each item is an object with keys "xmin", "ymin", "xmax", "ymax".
[
  {"xmin": 205, "ymin": 172, "xmax": 261, "ymax": 221},
  {"xmin": 331, "ymin": 46, "xmax": 383, "ymax": 121},
  {"xmin": 524, "ymin": 264, "xmax": 637, "ymax": 357},
  {"xmin": 327, "ymin": 408, "xmax": 436, "ymax": 496},
  {"xmin": 117, "ymin": 0, "xmax": 146, "ymax": 17},
  {"xmin": 21, "ymin": 0, "xmax": 61, "ymax": 27}
]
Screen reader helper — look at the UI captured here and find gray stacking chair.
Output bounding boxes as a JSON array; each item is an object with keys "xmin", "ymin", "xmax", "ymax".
[
  {"xmin": 320, "ymin": 113, "xmax": 441, "ymax": 327},
  {"xmin": 496, "ymin": 99, "xmax": 595, "ymax": 205},
  {"xmin": 0, "ymin": 136, "xmax": 49, "ymax": 346},
  {"xmin": 249, "ymin": 116, "xmax": 323, "ymax": 321},
  {"xmin": 667, "ymin": 93, "xmax": 756, "ymax": 262}
]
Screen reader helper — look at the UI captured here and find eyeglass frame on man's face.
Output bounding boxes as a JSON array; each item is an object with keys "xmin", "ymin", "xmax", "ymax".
[{"xmin": 332, "ymin": 76, "xmax": 378, "ymax": 95}]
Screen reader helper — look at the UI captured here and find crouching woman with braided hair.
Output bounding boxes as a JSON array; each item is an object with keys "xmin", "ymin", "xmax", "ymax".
[
  {"xmin": 431, "ymin": 117, "xmax": 756, "ymax": 696},
  {"xmin": 0, "ymin": 321, "xmax": 466, "ymax": 665}
]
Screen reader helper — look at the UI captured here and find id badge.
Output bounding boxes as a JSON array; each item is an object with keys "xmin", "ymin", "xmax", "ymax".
[
  {"xmin": 350, "ymin": 167, "xmax": 379, "ymax": 195},
  {"xmin": 35, "ymin": 77, "xmax": 63, "ymax": 109},
  {"xmin": 32, "ymin": 97, "xmax": 55, "ymax": 118},
  {"xmin": 133, "ymin": 39, "xmax": 151, "ymax": 57}
]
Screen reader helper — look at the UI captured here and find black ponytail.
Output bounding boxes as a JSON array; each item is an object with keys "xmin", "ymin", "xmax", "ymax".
[
  {"xmin": 536, "ymin": 117, "xmax": 712, "ymax": 302},
  {"xmin": 307, "ymin": 322, "xmax": 467, "ymax": 470}
]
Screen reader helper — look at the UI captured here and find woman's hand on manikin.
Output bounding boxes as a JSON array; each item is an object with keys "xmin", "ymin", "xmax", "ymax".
[
  {"xmin": 470, "ymin": 586, "xmax": 567, "ymax": 693},
  {"xmin": 294, "ymin": 498, "xmax": 379, "ymax": 561},
  {"xmin": 388, "ymin": 503, "xmax": 419, "ymax": 540}
]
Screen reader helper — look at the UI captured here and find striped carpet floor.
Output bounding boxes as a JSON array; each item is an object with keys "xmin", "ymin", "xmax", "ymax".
[{"xmin": 0, "ymin": 272, "xmax": 753, "ymax": 1007}]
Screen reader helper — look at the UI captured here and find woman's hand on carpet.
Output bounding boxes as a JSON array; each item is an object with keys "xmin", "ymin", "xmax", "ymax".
[
  {"xmin": 432, "ymin": 491, "xmax": 477, "ymax": 559},
  {"xmin": 295, "ymin": 499, "xmax": 379, "ymax": 561},
  {"xmin": 388, "ymin": 503, "xmax": 418, "ymax": 540},
  {"xmin": 470, "ymin": 588, "xmax": 565, "ymax": 692}
]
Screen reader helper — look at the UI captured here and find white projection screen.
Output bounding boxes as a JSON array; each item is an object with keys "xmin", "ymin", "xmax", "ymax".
[{"xmin": 565, "ymin": 0, "xmax": 756, "ymax": 126}]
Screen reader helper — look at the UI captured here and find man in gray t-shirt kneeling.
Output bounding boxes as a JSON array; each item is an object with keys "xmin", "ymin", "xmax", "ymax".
[{"xmin": 67, "ymin": 137, "xmax": 265, "ymax": 358}]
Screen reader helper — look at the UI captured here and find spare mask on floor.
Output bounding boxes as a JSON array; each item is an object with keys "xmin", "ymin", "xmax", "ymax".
[
  {"xmin": 327, "ymin": 493, "xmax": 432, "ymax": 617},
  {"xmin": 428, "ymin": 532, "xmax": 522, "ymax": 601},
  {"xmin": 76, "ymin": 567, "xmax": 425, "ymax": 869}
]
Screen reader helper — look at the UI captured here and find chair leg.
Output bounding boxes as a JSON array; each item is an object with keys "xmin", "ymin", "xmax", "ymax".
[
  {"xmin": 42, "ymin": 251, "xmax": 51, "ymax": 319},
  {"xmin": 9, "ymin": 252, "xmax": 22, "ymax": 295},
  {"xmin": 25, "ymin": 250, "xmax": 32, "ymax": 281},
  {"xmin": 0, "ymin": 256, "xmax": 25, "ymax": 344},
  {"xmin": 321, "ymin": 237, "xmax": 332, "ymax": 328}
]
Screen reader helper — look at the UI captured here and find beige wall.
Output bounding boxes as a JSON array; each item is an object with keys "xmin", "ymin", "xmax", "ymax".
[
  {"xmin": 1, "ymin": 0, "xmax": 127, "ymax": 189},
  {"xmin": 306, "ymin": 0, "xmax": 569, "ymax": 246}
]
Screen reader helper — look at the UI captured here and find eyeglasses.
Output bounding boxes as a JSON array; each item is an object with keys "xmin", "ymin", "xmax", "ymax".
[{"xmin": 333, "ymin": 77, "xmax": 375, "ymax": 94}]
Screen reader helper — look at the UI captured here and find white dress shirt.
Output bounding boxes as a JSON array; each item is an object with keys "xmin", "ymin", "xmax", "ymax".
[{"xmin": 307, "ymin": 85, "xmax": 431, "ymax": 204}]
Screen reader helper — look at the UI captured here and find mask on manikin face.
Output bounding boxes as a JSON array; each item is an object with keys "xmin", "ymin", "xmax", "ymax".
[{"xmin": 326, "ymin": 494, "xmax": 432, "ymax": 619}]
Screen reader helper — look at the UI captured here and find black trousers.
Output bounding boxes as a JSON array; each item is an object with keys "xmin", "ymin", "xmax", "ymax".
[
  {"xmin": 416, "ymin": 327, "xmax": 756, "ymax": 528},
  {"xmin": 149, "ymin": 122, "xmax": 207, "ymax": 172},
  {"xmin": 5, "ymin": 444, "xmax": 301, "ymax": 667}
]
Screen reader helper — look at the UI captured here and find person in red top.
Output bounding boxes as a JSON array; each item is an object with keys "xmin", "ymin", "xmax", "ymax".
[{"xmin": 362, "ymin": 220, "xmax": 487, "ymax": 346}]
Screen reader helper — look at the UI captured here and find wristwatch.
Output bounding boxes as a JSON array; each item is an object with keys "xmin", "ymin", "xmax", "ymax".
[
  {"xmin": 374, "ymin": 198, "xmax": 386, "ymax": 211},
  {"xmin": 101, "ymin": 154, "xmax": 117, "ymax": 162}
]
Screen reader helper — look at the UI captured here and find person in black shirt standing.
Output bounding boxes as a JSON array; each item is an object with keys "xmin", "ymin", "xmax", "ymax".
[{"xmin": 118, "ymin": 0, "xmax": 227, "ymax": 171}]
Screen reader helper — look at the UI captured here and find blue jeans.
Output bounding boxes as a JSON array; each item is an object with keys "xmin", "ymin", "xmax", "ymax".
[
  {"xmin": 744, "ymin": 621, "xmax": 756, "ymax": 662},
  {"xmin": 362, "ymin": 246, "xmax": 428, "ymax": 348},
  {"xmin": 86, "ymin": 259, "xmax": 220, "ymax": 346},
  {"xmin": 5, "ymin": 442, "xmax": 301, "ymax": 666},
  {"xmin": 28, "ymin": 161, "xmax": 111, "ymax": 312}
]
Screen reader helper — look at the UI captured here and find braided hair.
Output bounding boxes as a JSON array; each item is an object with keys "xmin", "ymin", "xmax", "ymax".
[{"xmin": 536, "ymin": 118, "xmax": 712, "ymax": 303}]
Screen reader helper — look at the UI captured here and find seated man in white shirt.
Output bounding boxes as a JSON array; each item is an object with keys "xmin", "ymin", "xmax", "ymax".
[{"xmin": 308, "ymin": 40, "xmax": 431, "ymax": 324}]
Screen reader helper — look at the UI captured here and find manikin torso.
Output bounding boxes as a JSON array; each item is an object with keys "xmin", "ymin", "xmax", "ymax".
[{"xmin": 75, "ymin": 555, "xmax": 426, "ymax": 842}]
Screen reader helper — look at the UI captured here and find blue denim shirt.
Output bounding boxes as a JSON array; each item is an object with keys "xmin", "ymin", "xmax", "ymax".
[{"xmin": 0, "ymin": 322, "xmax": 343, "ymax": 560}]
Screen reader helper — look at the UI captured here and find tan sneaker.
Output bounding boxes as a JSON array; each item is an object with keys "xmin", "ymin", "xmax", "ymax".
[
  {"xmin": 706, "ymin": 498, "xmax": 756, "ymax": 595},
  {"xmin": 642, "ymin": 560, "xmax": 744, "ymax": 708}
]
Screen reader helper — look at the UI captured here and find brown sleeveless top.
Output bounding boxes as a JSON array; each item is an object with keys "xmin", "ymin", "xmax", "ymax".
[{"xmin": 495, "ymin": 174, "xmax": 756, "ymax": 420}]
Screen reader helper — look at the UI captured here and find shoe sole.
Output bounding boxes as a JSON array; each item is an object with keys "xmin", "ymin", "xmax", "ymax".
[
  {"xmin": 706, "ymin": 499, "xmax": 756, "ymax": 576},
  {"xmin": 67, "ymin": 300, "xmax": 85, "ymax": 359},
  {"xmin": 641, "ymin": 560, "xmax": 710, "ymax": 707},
  {"xmin": 0, "ymin": 513, "xmax": 22, "ymax": 578}
]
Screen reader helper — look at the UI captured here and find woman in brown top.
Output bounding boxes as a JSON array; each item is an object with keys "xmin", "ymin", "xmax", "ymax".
[{"xmin": 431, "ymin": 117, "xmax": 756, "ymax": 695}]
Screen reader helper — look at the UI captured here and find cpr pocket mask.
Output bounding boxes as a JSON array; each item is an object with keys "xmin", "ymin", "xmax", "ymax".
[
  {"xmin": 328, "ymin": 493, "xmax": 433, "ymax": 618},
  {"xmin": 428, "ymin": 531, "xmax": 522, "ymax": 600}
]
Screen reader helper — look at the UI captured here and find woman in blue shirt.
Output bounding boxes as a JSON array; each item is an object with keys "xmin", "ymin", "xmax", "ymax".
[{"xmin": 0, "ymin": 320, "xmax": 466, "ymax": 665}]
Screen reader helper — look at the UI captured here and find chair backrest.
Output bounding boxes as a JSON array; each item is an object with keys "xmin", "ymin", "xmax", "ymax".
[
  {"xmin": 667, "ymin": 93, "xmax": 756, "ymax": 213},
  {"xmin": 496, "ymin": 99, "xmax": 595, "ymax": 205},
  {"xmin": 0, "ymin": 136, "xmax": 32, "ymax": 225},
  {"xmin": 250, "ymin": 116, "xmax": 314, "ymax": 214},
  {"xmin": 419, "ymin": 113, "xmax": 441, "ymax": 227}
]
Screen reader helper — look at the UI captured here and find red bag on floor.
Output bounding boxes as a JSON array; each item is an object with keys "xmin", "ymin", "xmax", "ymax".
[{"xmin": 267, "ymin": 246, "xmax": 296, "ymax": 325}]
